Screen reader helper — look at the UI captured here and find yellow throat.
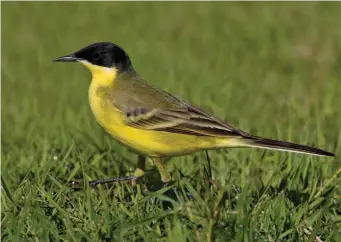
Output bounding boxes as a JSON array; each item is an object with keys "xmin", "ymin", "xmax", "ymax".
[
  {"xmin": 80, "ymin": 60, "xmax": 118, "ymax": 86},
  {"xmin": 81, "ymin": 60, "xmax": 121, "ymax": 132}
]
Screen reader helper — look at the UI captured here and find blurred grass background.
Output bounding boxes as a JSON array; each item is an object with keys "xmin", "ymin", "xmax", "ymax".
[{"xmin": 1, "ymin": 2, "xmax": 341, "ymax": 241}]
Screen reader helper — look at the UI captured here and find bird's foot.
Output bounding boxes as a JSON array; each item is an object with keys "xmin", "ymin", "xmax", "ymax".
[
  {"xmin": 89, "ymin": 175, "xmax": 138, "ymax": 186},
  {"xmin": 89, "ymin": 167, "xmax": 146, "ymax": 187}
]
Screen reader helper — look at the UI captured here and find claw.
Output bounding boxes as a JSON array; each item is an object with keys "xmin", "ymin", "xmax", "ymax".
[{"xmin": 89, "ymin": 175, "xmax": 137, "ymax": 186}]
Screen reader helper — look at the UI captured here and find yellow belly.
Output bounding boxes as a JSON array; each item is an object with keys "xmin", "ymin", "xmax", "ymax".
[{"xmin": 88, "ymin": 82, "xmax": 220, "ymax": 157}]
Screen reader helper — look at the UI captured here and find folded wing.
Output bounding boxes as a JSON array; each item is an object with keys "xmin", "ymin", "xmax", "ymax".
[{"xmin": 124, "ymin": 106, "xmax": 251, "ymax": 138}]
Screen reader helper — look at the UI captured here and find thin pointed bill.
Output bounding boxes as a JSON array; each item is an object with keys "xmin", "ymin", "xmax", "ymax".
[{"xmin": 52, "ymin": 54, "xmax": 83, "ymax": 62}]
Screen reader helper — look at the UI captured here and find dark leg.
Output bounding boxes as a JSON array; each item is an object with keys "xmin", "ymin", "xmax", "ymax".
[
  {"xmin": 89, "ymin": 155, "xmax": 146, "ymax": 186},
  {"xmin": 205, "ymin": 151, "xmax": 219, "ymax": 189},
  {"xmin": 89, "ymin": 175, "xmax": 137, "ymax": 186}
]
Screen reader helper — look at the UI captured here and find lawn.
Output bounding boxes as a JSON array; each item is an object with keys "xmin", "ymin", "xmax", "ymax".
[{"xmin": 1, "ymin": 2, "xmax": 341, "ymax": 241}]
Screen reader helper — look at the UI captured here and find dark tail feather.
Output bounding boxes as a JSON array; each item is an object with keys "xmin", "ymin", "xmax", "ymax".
[{"xmin": 243, "ymin": 136, "xmax": 335, "ymax": 157}]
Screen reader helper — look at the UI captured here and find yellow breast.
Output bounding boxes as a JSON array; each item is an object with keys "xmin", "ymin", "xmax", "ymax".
[{"xmin": 84, "ymin": 61, "xmax": 220, "ymax": 157}]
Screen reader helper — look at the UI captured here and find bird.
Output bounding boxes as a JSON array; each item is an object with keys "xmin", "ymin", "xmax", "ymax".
[{"xmin": 53, "ymin": 42, "xmax": 334, "ymax": 184}]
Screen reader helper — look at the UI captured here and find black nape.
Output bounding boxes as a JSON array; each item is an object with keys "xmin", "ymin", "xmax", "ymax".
[{"xmin": 74, "ymin": 42, "xmax": 132, "ymax": 70}]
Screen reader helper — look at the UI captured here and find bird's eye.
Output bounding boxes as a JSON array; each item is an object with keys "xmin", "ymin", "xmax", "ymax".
[{"xmin": 92, "ymin": 52, "xmax": 101, "ymax": 60}]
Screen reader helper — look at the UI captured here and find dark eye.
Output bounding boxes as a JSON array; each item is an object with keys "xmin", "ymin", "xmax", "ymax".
[{"xmin": 92, "ymin": 52, "xmax": 101, "ymax": 60}]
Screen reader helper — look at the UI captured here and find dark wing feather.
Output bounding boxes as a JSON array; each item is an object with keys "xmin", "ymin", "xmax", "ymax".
[
  {"xmin": 124, "ymin": 106, "xmax": 250, "ymax": 137},
  {"xmin": 110, "ymin": 71, "xmax": 250, "ymax": 137}
]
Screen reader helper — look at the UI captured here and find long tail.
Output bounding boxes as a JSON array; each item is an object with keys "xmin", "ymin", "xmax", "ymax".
[{"xmin": 238, "ymin": 136, "xmax": 335, "ymax": 157}]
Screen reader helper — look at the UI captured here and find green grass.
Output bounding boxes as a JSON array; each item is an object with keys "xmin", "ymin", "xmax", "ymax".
[{"xmin": 1, "ymin": 2, "xmax": 341, "ymax": 241}]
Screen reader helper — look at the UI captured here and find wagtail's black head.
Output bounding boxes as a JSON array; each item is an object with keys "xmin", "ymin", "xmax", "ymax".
[{"xmin": 53, "ymin": 42, "xmax": 132, "ymax": 70}]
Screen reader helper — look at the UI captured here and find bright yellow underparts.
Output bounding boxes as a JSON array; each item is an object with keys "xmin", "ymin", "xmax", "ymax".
[{"xmin": 83, "ymin": 61, "xmax": 245, "ymax": 157}]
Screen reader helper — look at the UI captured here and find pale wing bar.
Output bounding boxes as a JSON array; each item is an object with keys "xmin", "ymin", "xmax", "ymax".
[{"xmin": 124, "ymin": 107, "xmax": 250, "ymax": 137}]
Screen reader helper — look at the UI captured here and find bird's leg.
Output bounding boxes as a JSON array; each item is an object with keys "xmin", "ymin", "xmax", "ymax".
[
  {"xmin": 89, "ymin": 155, "xmax": 146, "ymax": 186},
  {"xmin": 131, "ymin": 155, "xmax": 146, "ymax": 186},
  {"xmin": 204, "ymin": 151, "xmax": 219, "ymax": 189},
  {"xmin": 89, "ymin": 175, "xmax": 137, "ymax": 186},
  {"xmin": 151, "ymin": 157, "xmax": 171, "ymax": 185}
]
